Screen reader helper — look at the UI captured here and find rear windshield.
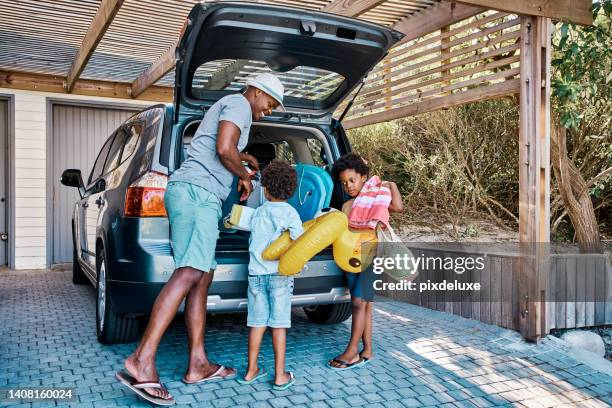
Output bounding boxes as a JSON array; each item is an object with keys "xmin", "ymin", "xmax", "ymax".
[{"xmin": 191, "ymin": 59, "xmax": 345, "ymax": 101}]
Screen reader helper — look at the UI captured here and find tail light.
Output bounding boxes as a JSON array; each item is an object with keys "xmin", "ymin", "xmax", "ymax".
[{"xmin": 124, "ymin": 171, "xmax": 168, "ymax": 217}]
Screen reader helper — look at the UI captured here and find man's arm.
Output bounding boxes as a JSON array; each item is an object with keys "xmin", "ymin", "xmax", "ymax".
[
  {"xmin": 216, "ymin": 120, "xmax": 252, "ymax": 199},
  {"xmin": 239, "ymin": 152, "xmax": 259, "ymax": 171}
]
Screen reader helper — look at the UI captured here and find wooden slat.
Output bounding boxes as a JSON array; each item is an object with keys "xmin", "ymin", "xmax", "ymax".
[
  {"xmin": 554, "ymin": 257, "xmax": 566, "ymax": 329},
  {"xmin": 585, "ymin": 256, "xmax": 595, "ymax": 326},
  {"xmin": 322, "ymin": 0, "xmax": 387, "ymax": 16},
  {"xmin": 480, "ymin": 255, "xmax": 492, "ymax": 324},
  {"xmin": 353, "ymin": 49, "xmax": 520, "ymax": 111},
  {"xmin": 344, "ymin": 77, "xmax": 519, "ymax": 128},
  {"xmin": 0, "ymin": 70, "xmax": 172, "ymax": 102},
  {"xmin": 566, "ymin": 256, "xmax": 577, "ymax": 328},
  {"xmin": 462, "ymin": 258, "xmax": 473, "ymax": 319},
  {"xmin": 443, "ymin": 251, "xmax": 454, "ymax": 314},
  {"xmin": 371, "ymin": 16, "xmax": 518, "ymax": 75},
  {"xmin": 65, "ymin": 0, "xmax": 124, "ymax": 92},
  {"xmin": 491, "ymin": 257, "xmax": 502, "ymax": 327},
  {"xmin": 350, "ymin": 62, "xmax": 520, "ymax": 116},
  {"xmin": 512, "ymin": 257, "xmax": 520, "ymax": 329},
  {"xmin": 392, "ymin": 1, "xmax": 486, "ymax": 45},
  {"xmin": 383, "ymin": 11, "xmax": 510, "ymax": 68},
  {"xmin": 130, "ymin": 46, "xmax": 176, "ymax": 98},
  {"xmin": 501, "ymin": 257, "xmax": 513, "ymax": 329},
  {"xmin": 575, "ymin": 257, "xmax": 586, "ymax": 327},
  {"xmin": 361, "ymin": 39, "xmax": 520, "ymax": 99},
  {"xmin": 604, "ymin": 260, "xmax": 612, "ymax": 324},
  {"xmin": 594, "ymin": 257, "xmax": 605, "ymax": 326},
  {"xmin": 455, "ymin": 0, "xmax": 593, "ymax": 26}
]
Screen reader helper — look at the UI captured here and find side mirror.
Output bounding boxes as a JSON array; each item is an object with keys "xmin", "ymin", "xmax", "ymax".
[
  {"xmin": 92, "ymin": 178, "xmax": 106, "ymax": 194},
  {"xmin": 61, "ymin": 169, "xmax": 85, "ymax": 198}
]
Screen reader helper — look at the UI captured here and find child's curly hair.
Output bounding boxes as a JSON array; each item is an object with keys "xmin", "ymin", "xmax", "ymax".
[
  {"xmin": 331, "ymin": 153, "xmax": 369, "ymax": 180},
  {"xmin": 260, "ymin": 159, "xmax": 297, "ymax": 200}
]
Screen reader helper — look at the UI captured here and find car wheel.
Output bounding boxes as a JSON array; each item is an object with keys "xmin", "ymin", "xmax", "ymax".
[
  {"xmin": 72, "ymin": 222, "xmax": 88, "ymax": 285},
  {"xmin": 96, "ymin": 246, "xmax": 142, "ymax": 344},
  {"xmin": 303, "ymin": 303, "xmax": 352, "ymax": 324}
]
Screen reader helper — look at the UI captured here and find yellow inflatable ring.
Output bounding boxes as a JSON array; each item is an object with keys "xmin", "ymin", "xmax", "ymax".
[{"xmin": 263, "ymin": 210, "xmax": 377, "ymax": 275}]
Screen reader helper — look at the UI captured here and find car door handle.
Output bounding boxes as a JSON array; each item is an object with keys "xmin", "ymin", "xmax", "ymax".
[{"xmin": 95, "ymin": 197, "xmax": 105, "ymax": 208}]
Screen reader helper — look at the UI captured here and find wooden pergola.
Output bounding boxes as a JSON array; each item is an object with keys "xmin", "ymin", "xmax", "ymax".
[{"xmin": 0, "ymin": 0, "xmax": 594, "ymax": 341}]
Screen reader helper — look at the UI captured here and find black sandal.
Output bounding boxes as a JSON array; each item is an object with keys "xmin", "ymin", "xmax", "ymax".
[
  {"xmin": 328, "ymin": 357, "xmax": 366, "ymax": 370},
  {"xmin": 359, "ymin": 351, "xmax": 372, "ymax": 364}
]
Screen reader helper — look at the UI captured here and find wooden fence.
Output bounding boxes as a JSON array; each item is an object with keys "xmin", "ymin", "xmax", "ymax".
[
  {"xmin": 378, "ymin": 245, "xmax": 612, "ymax": 333},
  {"xmin": 342, "ymin": 10, "xmax": 522, "ymax": 129}
]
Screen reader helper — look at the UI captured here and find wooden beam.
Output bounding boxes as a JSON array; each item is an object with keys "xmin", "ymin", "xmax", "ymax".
[
  {"xmin": 517, "ymin": 16, "xmax": 552, "ymax": 341},
  {"xmin": 130, "ymin": 46, "xmax": 176, "ymax": 98},
  {"xmin": 342, "ymin": 78, "xmax": 519, "ymax": 129},
  {"xmin": 65, "ymin": 0, "xmax": 124, "ymax": 93},
  {"xmin": 322, "ymin": 0, "xmax": 386, "ymax": 16},
  {"xmin": 393, "ymin": 1, "xmax": 486, "ymax": 45},
  {"xmin": 202, "ymin": 60, "xmax": 249, "ymax": 90},
  {"xmin": 0, "ymin": 70, "xmax": 172, "ymax": 102},
  {"xmin": 456, "ymin": 0, "xmax": 592, "ymax": 26}
]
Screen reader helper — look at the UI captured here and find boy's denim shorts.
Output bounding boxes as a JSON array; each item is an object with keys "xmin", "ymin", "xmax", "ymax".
[{"xmin": 247, "ymin": 274, "xmax": 294, "ymax": 328}]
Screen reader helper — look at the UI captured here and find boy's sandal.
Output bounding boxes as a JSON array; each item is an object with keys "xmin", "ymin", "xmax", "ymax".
[
  {"xmin": 272, "ymin": 371, "xmax": 296, "ymax": 391},
  {"xmin": 236, "ymin": 367, "xmax": 269, "ymax": 385},
  {"xmin": 328, "ymin": 357, "xmax": 366, "ymax": 370},
  {"xmin": 116, "ymin": 370, "xmax": 175, "ymax": 406}
]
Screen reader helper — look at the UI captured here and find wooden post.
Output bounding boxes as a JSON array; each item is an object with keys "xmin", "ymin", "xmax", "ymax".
[
  {"xmin": 518, "ymin": 15, "xmax": 552, "ymax": 341},
  {"xmin": 383, "ymin": 55, "xmax": 392, "ymax": 110},
  {"xmin": 440, "ymin": 25, "xmax": 451, "ymax": 96}
]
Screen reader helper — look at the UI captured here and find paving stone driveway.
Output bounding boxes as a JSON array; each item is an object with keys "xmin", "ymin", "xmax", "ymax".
[{"xmin": 1, "ymin": 269, "xmax": 611, "ymax": 408}]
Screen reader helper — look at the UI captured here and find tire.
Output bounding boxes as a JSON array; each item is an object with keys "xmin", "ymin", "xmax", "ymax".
[
  {"xmin": 303, "ymin": 302, "xmax": 352, "ymax": 324},
  {"xmin": 96, "ymin": 246, "xmax": 142, "ymax": 344},
  {"xmin": 72, "ymin": 222, "xmax": 88, "ymax": 285}
]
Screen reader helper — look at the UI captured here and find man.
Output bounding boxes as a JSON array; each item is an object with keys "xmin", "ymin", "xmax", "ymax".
[{"xmin": 116, "ymin": 73, "xmax": 285, "ymax": 405}]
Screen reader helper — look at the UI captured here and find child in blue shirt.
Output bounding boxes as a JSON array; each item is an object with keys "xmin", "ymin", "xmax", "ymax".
[{"xmin": 237, "ymin": 160, "xmax": 303, "ymax": 390}]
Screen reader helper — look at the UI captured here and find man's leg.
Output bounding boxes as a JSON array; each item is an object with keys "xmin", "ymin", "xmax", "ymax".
[
  {"xmin": 183, "ymin": 270, "xmax": 235, "ymax": 381},
  {"xmin": 271, "ymin": 328, "xmax": 290, "ymax": 385},
  {"xmin": 243, "ymin": 327, "xmax": 266, "ymax": 381},
  {"xmin": 125, "ymin": 266, "xmax": 203, "ymax": 399},
  {"xmin": 329, "ymin": 296, "xmax": 367, "ymax": 368},
  {"xmin": 361, "ymin": 301, "xmax": 374, "ymax": 360}
]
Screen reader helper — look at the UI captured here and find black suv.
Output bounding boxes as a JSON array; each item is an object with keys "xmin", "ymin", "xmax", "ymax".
[{"xmin": 61, "ymin": 1, "xmax": 402, "ymax": 344}]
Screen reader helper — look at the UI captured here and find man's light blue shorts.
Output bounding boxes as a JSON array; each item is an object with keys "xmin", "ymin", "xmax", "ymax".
[
  {"xmin": 165, "ymin": 181, "xmax": 222, "ymax": 273},
  {"xmin": 247, "ymin": 274, "xmax": 294, "ymax": 328}
]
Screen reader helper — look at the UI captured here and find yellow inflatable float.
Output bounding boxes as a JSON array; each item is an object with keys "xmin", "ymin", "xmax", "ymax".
[{"xmin": 263, "ymin": 210, "xmax": 377, "ymax": 276}]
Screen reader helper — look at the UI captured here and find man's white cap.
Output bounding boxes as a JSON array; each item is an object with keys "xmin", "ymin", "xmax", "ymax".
[{"xmin": 246, "ymin": 73, "xmax": 285, "ymax": 112}]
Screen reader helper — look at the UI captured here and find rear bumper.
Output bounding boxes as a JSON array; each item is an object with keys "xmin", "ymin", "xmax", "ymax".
[
  {"xmin": 107, "ymin": 218, "xmax": 348, "ymax": 316},
  {"xmin": 108, "ymin": 277, "xmax": 350, "ymax": 316}
]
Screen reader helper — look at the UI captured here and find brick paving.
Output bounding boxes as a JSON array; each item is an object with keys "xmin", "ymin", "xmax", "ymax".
[{"xmin": 1, "ymin": 269, "xmax": 611, "ymax": 407}]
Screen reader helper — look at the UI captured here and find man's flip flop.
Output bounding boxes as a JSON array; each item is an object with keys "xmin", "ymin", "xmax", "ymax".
[
  {"xmin": 116, "ymin": 370, "xmax": 175, "ymax": 406},
  {"xmin": 328, "ymin": 357, "xmax": 366, "ymax": 370},
  {"xmin": 182, "ymin": 364, "xmax": 236, "ymax": 384},
  {"xmin": 272, "ymin": 372, "xmax": 296, "ymax": 391},
  {"xmin": 236, "ymin": 367, "xmax": 268, "ymax": 385}
]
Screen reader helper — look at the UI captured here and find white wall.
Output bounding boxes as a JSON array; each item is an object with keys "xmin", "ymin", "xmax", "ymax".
[{"xmin": 0, "ymin": 88, "xmax": 157, "ymax": 270}]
